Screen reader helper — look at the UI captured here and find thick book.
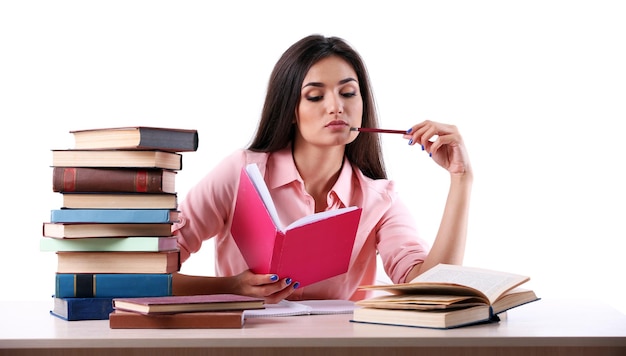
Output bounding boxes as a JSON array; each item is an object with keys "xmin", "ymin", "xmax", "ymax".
[
  {"xmin": 109, "ymin": 310, "xmax": 244, "ymax": 329},
  {"xmin": 55, "ymin": 273, "xmax": 173, "ymax": 298},
  {"xmin": 231, "ymin": 164, "xmax": 362, "ymax": 288},
  {"xmin": 40, "ymin": 236, "xmax": 178, "ymax": 252},
  {"xmin": 50, "ymin": 209, "xmax": 180, "ymax": 224},
  {"xmin": 52, "ymin": 150, "xmax": 183, "ymax": 170},
  {"xmin": 42, "ymin": 222, "xmax": 173, "ymax": 238},
  {"xmin": 351, "ymin": 264, "xmax": 540, "ymax": 329},
  {"xmin": 53, "ymin": 167, "xmax": 177, "ymax": 193},
  {"xmin": 50, "ymin": 296, "xmax": 114, "ymax": 321},
  {"xmin": 61, "ymin": 193, "xmax": 178, "ymax": 209},
  {"xmin": 112, "ymin": 294, "xmax": 265, "ymax": 315},
  {"xmin": 56, "ymin": 251, "xmax": 180, "ymax": 274},
  {"xmin": 71, "ymin": 126, "xmax": 199, "ymax": 152}
]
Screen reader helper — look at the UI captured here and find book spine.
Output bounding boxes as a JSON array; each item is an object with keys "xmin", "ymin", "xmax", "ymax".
[
  {"xmin": 53, "ymin": 167, "xmax": 171, "ymax": 193},
  {"xmin": 138, "ymin": 127, "xmax": 199, "ymax": 152},
  {"xmin": 55, "ymin": 273, "xmax": 173, "ymax": 298},
  {"xmin": 51, "ymin": 297, "xmax": 114, "ymax": 321},
  {"xmin": 50, "ymin": 209, "xmax": 178, "ymax": 223}
]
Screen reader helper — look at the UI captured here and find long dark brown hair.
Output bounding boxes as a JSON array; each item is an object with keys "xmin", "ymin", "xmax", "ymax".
[{"xmin": 248, "ymin": 34, "xmax": 387, "ymax": 180}]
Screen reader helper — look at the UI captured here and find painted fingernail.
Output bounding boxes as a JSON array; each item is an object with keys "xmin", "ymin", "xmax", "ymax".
[
  {"xmin": 269, "ymin": 274, "xmax": 279, "ymax": 282},
  {"xmin": 293, "ymin": 282, "xmax": 300, "ymax": 289},
  {"xmin": 421, "ymin": 145, "xmax": 425, "ymax": 151},
  {"xmin": 429, "ymin": 152, "xmax": 432, "ymax": 157},
  {"xmin": 408, "ymin": 139, "xmax": 413, "ymax": 145},
  {"xmin": 285, "ymin": 278, "xmax": 292, "ymax": 285},
  {"xmin": 406, "ymin": 128, "xmax": 412, "ymax": 134}
]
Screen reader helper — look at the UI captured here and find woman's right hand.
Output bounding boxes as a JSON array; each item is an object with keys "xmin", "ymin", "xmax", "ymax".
[{"xmin": 228, "ymin": 269, "xmax": 299, "ymax": 304}]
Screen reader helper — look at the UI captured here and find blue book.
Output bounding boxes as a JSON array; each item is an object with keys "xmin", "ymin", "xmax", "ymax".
[
  {"xmin": 55, "ymin": 273, "xmax": 173, "ymax": 298},
  {"xmin": 50, "ymin": 296, "xmax": 114, "ymax": 321},
  {"xmin": 50, "ymin": 209, "xmax": 179, "ymax": 223}
]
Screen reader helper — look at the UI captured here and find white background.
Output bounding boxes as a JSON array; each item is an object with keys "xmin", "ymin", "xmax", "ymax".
[{"xmin": 1, "ymin": 1, "xmax": 625, "ymax": 314}]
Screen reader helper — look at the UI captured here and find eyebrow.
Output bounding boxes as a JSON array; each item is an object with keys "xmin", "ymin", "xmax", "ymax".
[{"xmin": 302, "ymin": 77, "xmax": 358, "ymax": 89}]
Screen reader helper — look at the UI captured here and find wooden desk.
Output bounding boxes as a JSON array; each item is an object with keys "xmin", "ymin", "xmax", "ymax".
[{"xmin": 1, "ymin": 299, "xmax": 625, "ymax": 356}]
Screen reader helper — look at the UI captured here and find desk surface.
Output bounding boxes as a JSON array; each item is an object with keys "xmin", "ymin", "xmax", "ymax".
[{"xmin": 1, "ymin": 298, "xmax": 625, "ymax": 356}]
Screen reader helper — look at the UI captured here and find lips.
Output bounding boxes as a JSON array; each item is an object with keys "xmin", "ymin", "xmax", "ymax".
[{"xmin": 325, "ymin": 120, "xmax": 349, "ymax": 127}]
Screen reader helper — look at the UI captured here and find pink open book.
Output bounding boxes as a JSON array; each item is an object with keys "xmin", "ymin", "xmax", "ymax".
[{"xmin": 231, "ymin": 164, "xmax": 362, "ymax": 288}]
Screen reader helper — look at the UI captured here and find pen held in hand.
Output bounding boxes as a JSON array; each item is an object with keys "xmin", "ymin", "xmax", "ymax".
[{"xmin": 350, "ymin": 127, "xmax": 408, "ymax": 134}]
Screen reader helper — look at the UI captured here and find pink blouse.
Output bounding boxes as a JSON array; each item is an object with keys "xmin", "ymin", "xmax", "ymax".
[{"xmin": 173, "ymin": 146, "xmax": 429, "ymax": 301}]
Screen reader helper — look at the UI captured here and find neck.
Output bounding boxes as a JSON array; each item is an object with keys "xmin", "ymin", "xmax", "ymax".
[{"xmin": 292, "ymin": 143, "xmax": 345, "ymax": 211}]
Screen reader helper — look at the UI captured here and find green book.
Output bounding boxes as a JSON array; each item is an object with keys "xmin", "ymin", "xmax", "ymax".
[{"xmin": 40, "ymin": 236, "xmax": 178, "ymax": 252}]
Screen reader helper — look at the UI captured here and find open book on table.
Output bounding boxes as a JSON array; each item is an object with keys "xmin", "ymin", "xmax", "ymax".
[
  {"xmin": 244, "ymin": 299, "xmax": 357, "ymax": 318},
  {"xmin": 352, "ymin": 263, "xmax": 540, "ymax": 329},
  {"xmin": 231, "ymin": 164, "xmax": 362, "ymax": 288}
]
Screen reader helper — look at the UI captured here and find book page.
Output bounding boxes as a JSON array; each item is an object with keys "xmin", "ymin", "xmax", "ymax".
[
  {"xmin": 244, "ymin": 299, "xmax": 355, "ymax": 318},
  {"xmin": 245, "ymin": 164, "xmax": 283, "ymax": 229},
  {"xmin": 245, "ymin": 163, "xmax": 359, "ymax": 232},
  {"xmin": 412, "ymin": 264, "xmax": 530, "ymax": 304},
  {"xmin": 286, "ymin": 206, "xmax": 359, "ymax": 230}
]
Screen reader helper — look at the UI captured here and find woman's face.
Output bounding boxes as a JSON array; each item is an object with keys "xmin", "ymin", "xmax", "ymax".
[{"xmin": 295, "ymin": 55, "xmax": 363, "ymax": 148}]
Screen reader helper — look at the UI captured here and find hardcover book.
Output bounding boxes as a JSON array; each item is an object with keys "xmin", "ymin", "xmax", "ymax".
[
  {"xmin": 42, "ymin": 222, "xmax": 173, "ymax": 238},
  {"xmin": 112, "ymin": 294, "xmax": 265, "ymax": 315},
  {"xmin": 53, "ymin": 167, "xmax": 177, "ymax": 193},
  {"xmin": 109, "ymin": 310, "xmax": 244, "ymax": 329},
  {"xmin": 40, "ymin": 236, "xmax": 178, "ymax": 252},
  {"xmin": 231, "ymin": 164, "xmax": 362, "ymax": 288},
  {"xmin": 51, "ymin": 150, "xmax": 183, "ymax": 170},
  {"xmin": 351, "ymin": 264, "xmax": 540, "ymax": 329},
  {"xmin": 71, "ymin": 126, "xmax": 199, "ymax": 152},
  {"xmin": 50, "ymin": 296, "xmax": 114, "ymax": 321},
  {"xmin": 56, "ymin": 250, "xmax": 180, "ymax": 274},
  {"xmin": 55, "ymin": 273, "xmax": 173, "ymax": 298},
  {"xmin": 50, "ymin": 209, "xmax": 180, "ymax": 224},
  {"xmin": 61, "ymin": 193, "xmax": 178, "ymax": 209}
]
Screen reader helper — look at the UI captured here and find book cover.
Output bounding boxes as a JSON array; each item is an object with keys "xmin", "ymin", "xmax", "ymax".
[
  {"xmin": 52, "ymin": 167, "xmax": 177, "ymax": 193},
  {"xmin": 40, "ymin": 236, "xmax": 178, "ymax": 252},
  {"xmin": 50, "ymin": 296, "xmax": 114, "ymax": 321},
  {"xmin": 352, "ymin": 264, "xmax": 540, "ymax": 329},
  {"xmin": 231, "ymin": 164, "xmax": 362, "ymax": 288},
  {"xmin": 109, "ymin": 310, "xmax": 244, "ymax": 329},
  {"xmin": 55, "ymin": 273, "xmax": 173, "ymax": 298},
  {"xmin": 42, "ymin": 222, "xmax": 173, "ymax": 238},
  {"xmin": 51, "ymin": 150, "xmax": 183, "ymax": 170},
  {"xmin": 112, "ymin": 294, "xmax": 265, "ymax": 315},
  {"xmin": 50, "ymin": 209, "xmax": 180, "ymax": 224},
  {"xmin": 61, "ymin": 193, "xmax": 178, "ymax": 209},
  {"xmin": 71, "ymin": 126, "xmax": 199, "ymax": 152},
  {"xmin": 56, "ymin": 250, "xmax": 180, "ymax": 274}
]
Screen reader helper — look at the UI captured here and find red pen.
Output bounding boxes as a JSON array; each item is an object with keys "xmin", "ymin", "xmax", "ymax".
[{"xmin": 350, "ymin": 127, "xmax": 408, "ymax": 134}]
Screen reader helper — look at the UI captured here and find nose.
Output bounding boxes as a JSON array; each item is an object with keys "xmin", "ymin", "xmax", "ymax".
[{"xmin": 327, "ymin": 93, "xmax": 343, "ymax": 115}]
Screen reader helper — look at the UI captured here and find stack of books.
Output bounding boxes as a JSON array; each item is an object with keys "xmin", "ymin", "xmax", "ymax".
[
  {"xmin": 41, "ymin": 126, "xmax": 199, "ymax": 321},
  {"xmin": 351, "ymin": 264, "xmax": 540, "ymax": 329},
  {"xmin": 109, "ymin": 294, "xmax": 265, "ymax": 329}
]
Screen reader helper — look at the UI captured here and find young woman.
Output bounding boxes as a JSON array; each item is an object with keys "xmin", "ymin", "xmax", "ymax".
[{"xmin": 172, "ymin": 34, "xmax": 472, "ymax": 303}]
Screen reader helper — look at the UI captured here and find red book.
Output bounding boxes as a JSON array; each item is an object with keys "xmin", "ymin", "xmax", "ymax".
[
  {"xmin": 53, "ymin": 167, "xmax": 177, "ymax": 193},
  {"xmin": 109, "ymin": 310, "xmax": 244, "ymax": 329},
  {"xmin": 231, "ymin": 164, "xmax": 362, "ymax": 288},
  {"xmin": 112, "ymin": 294, "xmax": 265, "ymax": 315}
]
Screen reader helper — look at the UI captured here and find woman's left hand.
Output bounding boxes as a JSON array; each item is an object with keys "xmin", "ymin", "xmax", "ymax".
[{"xmin": 404, "ymin": 120, "xmax": 471, "ymax": 176}]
